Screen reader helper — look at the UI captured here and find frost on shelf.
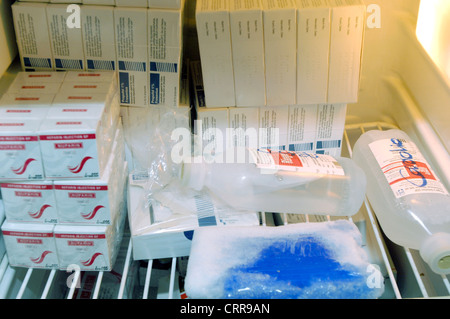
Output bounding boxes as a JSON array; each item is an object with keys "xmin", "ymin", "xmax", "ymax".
[{"xmin": 184, "ymin": 220, "xmax": 385, "ymax": 299}]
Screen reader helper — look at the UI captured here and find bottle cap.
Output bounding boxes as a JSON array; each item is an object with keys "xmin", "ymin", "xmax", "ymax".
[
  {"xmin": 179, "ymin": 157, "xmax": 205, "ymax": 191},
  {"xmin": 420, "ymin": 232, "xmax": 450, "ymax": 275}
]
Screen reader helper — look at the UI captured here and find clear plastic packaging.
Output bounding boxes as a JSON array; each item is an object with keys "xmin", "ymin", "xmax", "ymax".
[
  {"xmin": 352, "ymin": 129, "xmax": 450, "ymax": 275},
  {"xmin": 180, "ymin": 148, "xmax": 367, "ymax": 216}
]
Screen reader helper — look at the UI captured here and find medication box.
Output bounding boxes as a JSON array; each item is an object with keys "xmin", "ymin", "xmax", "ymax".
[
  {"xmin": 114, "ymin": 7, "xmax": 149, "ymax": 107},
  {"xmin": 327, "ymin": 0, "xmax": 365, "ymax": 104},
  {"xmin": 258, "ymin": 106, "xmax": 289, "ymax": 150},
  {"xmin": 262, "ymin": 0, "xmax": 297, "ymax": 106},
  {"xmin": 315, "ymin": 103, "xmax": 347, "ymax": 157},
  {"xmin": 12, "ymin": 2, "xmax": 54, "ymax": 71},
  {"xmin": 53, "ymin": 128, "xmax": 125, "ymax": 225},
  {"xmin": 38, "ymin": 118, "xmax": 113, "ymax": 179},
  {"xmin": 296, "ymin": 0, "xmax": 331, "ymax": 104},
  {"xmin": 148, "ymin": 7, "xmax": 183, "ymax": 107},
  {"xmin": 0, "ymin": 119, "xmax": 45, "ymax": 181},
  {"xmin": 46, "ymin": 4, "xmax": 85, "ymax": 70},
  {"xmin": 230, "ymin": 0, "xmax": 266, "ymax": 107},
  {"xmin": 81, "ymin": 5, "xmax": 117, "ymax": 71},
  {"xmin": 0, "ymin": 181, "xmax": 58, "ymax": 224},
  {"xmin": 195, "ymin": 0, "xmax": 235, "ymax": 107},
  {"xmin": 227, "ymin": 107, "xmax": 259, "ymax": 149},
  {"xmin": 0, "ymin": 94, "xmax": 54, "ymax": 120},
  {"xmin": 287, "ymin": 104, "xmax": 318, "ymax": 152},
  {"xmin": 1, "ymin": 221, "xmax": 59, "ymax": 269}
]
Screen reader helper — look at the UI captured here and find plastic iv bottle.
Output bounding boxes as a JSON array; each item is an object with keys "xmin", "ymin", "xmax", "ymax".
[
  {"xmin": 180, "ymin": 148, "xmax": 367, "ymax": 217},
  {"xmin": 352, "ymin": 129, "xmax": 450, "ymax": 275}
]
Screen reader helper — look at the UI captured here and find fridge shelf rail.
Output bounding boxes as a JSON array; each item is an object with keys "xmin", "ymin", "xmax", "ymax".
[{"xmin": 1, "ymin": 121, "xmax": 450, "ymax": 299}]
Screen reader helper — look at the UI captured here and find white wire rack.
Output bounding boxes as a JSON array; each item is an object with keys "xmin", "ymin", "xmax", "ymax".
[{"xmin": 1, "ymin": 121, "xmax": 449, "ymax": 299}]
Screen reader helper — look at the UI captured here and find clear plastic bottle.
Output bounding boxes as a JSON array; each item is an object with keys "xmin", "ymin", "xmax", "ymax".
[
  {"xmin": 179, "ymin": 148, "xmax": 367, "ymax": 217},
  {"xmin": 352, "ymin": 129, "xmax": 450, "ymax": 275}
]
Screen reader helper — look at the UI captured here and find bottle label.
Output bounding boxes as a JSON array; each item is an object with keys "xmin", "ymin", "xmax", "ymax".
[
  {"xmin": 249, "ymin": 149, "xmax": 345, "ymax": 176},
  {"xmin": 369, "ymin": 138, "xmax": 449, "ymax": 198}
]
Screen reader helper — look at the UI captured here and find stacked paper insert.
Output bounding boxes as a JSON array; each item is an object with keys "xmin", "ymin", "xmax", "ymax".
[
  {"xmin": 12, "ymin": 1, "xmax": 185, "ymax": 108},
  {"xmin": 196, "ymin": 0, "xmax": 365, "ymax": 107},
  {"xmin": 0, "ymin": 71, "xmax": 127, "ymax": 271}
]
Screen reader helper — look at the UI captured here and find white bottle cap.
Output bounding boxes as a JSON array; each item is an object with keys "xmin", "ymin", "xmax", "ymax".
[
  {"xmin": 180, "ymin": 157, "xmax": 206, "ymax": 191},
  {"xmin": 420, "ymin": 232, "xmax": 450, "ymax": 275}
]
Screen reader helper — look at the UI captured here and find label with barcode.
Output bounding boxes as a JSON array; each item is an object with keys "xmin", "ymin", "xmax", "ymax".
[{"xmin": 249, "ymin": 149, "xmax": 345, "ymax": 176}]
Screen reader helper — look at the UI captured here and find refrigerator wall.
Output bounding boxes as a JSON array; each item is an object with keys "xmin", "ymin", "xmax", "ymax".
[{"xmin": 0, "ymin": 0, "xmax": 449, "ymax": 299}]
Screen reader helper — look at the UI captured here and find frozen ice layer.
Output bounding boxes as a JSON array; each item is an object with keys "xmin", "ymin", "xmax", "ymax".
[{"xmin": 185, "ymin": 220, "xmax": 385, "ymax": 299}]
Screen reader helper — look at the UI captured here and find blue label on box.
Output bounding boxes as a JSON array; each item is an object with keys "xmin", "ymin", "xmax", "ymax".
[
  {"xmin": 119, "ymin": 72, "xmax": 130, "ymax": 104},
  {"xmin": 87, "ymin": 59, "xmax": 115, "ymax": 70},
  {"xmin": 55, "ymin": 59, "xmax": 83, "ymax": 70},
  {"xmin": 149, "ymin": 73, "xmax": 160, "ymax": 105},
  {"xmin": 23, "ymin": 57, "xmax": 52, "ymax": 69}
]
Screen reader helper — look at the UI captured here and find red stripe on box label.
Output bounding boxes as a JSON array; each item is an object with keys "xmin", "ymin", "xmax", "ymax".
[
  {"xmin": 3, "ymin": 231, "xmax": 53, "ymax": 237},
  {"xmin": 14, "ymin": 191, "xmax": 42, "ymax": 197},
  {"xmin": 68, "ymin": 241, "xmax": 94, "ymax": 246},
  {"xmin": 68, "ymin": 192, "xmax": 96, "ymax": 198},
  {"xmin": 17, "ymin": 238, "xmax": 43, "ymax": 244},
  {"xmin": 1, "ymin": 183, "xmax": 53, "ymax": 190},
  {"xmin": 0, "ymin": 136, "xmax": 38, "ymax": 142},
  {"xmin": 55, "ymin": 234, "xmax": 106, "ymax": 239},
  {"xmin": 54, "ymin": 185, "xmax": 107, "ymax": 191},
  {"xmin": 15, "ymin": 97, "xmax": 40, "ymax": 101},
  {"xmin": 39, "ymin": 134, "xmax": 96, "ymax": 141},
  {"xmin": 54, "ymin": 143, "xmax": 83, "ymax": 149},
  {"xmin": 0, "ymin": 144, "xmax": 25, "ymax": 150}
]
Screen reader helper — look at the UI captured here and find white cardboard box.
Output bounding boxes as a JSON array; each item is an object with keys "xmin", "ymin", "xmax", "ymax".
[
  {"xmin": 262, "ymin": 0, "xmax": 297, "ymax": 106},
  {"xmin": 258, "ymin": 105, "xmax": 289, "ymax": 150},
  {"xmin": 0, "ymin": 180, "xmax": 58, "ymax": 224},
  {"xmin": 1, "ymin": 221, "xmax": 58, "ymax": 269},
  {"xmin": 12, "ymin": 2, "xmax": 54, "ymax": 71},
  {"xmin": 149, "ymin": 0, "xmax": 183, "ymax": 9},
  {"xmin": 148, "ymin": 7, "xmax": 183, "ymax": 107},
  {"xmin": 230, "ymin": 0, "xmax": 266, "ymax": 107},
  {"xmin": 315, "ymin": 103, "xmax": 347, "ymax": 157},
  {"xmin": 114, "ymin": 7, "xmax": 149, "ymax": 107},
  {"xmin": 128, "ymin": 175, "xmax": 260, "ymax": 260},
  {"xmin": 6, "ymin": 81, "xmax": 61, "ymax": 95},
  {"xmin": 46, "ymin": 4, "xmax": 85, "ymax": 71},
  {"xmin": 115, "ymin": 0, "xmax": 147, "ymax": 7},
  {"xmin": 287, "ymin": 104, "xmax": 318, "ymax": 152},
  {"xmin": 10, "ymin": 71, "xmax": 66, "ymax": 83},
  {"xmin": 83, "ymin": 0, "xmax": 115, "ymax": 5},
  {"xmin": 0, "ymin": 93, "xmax": 54, "ymax": 120},
  {"xmin": 81, "ymin": 5, "xmax": 117, "ymax": 71},
  {"xmin": 63, "ymin": 71, "xmax": 117, "ymax": 83},
  {"xmin": 47, "ymin": 92, "xmax": 120, "ymax": 143},
  {"xmin": 296, "ymin": 0, "xmax": 331, "ymax": 104},
  {"xmin": 54, "ymin": 172, "xmax": 127, "ymax": 271},
  {"xmin": 227, "ymin": 107, "xmax": 259, "ymax": 149},
  {"xmin": 53, "ymin": 128, "xmax": 125, "ymax": 225},
  {"xmin": 196, "ymin": 0, "xmax": 235, "ymax": 107},
  {"xmin": 38, "ymin": 118, "xmax": 113, "ymax": 179},
  {"xmin": 0, "ymin": 119, "xmax": 45, "ymax": 181},
  {"xmin": 327, "ymin": 0, "xmax": 365, "ymax": 104},
  {"xmin": 195, "ymin": 107, "xmax": 229, "ymax": 156}
]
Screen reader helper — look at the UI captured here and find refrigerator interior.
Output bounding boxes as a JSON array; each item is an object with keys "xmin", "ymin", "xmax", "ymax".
[{"xmin": 0, "ymin": 0, "xmax": 449, "ymax": 299}]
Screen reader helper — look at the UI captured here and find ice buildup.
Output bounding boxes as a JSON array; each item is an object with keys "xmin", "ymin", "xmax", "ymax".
[{"xmin": 185, "ymin": 220, "xmax": 384, "ymax": 299}]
